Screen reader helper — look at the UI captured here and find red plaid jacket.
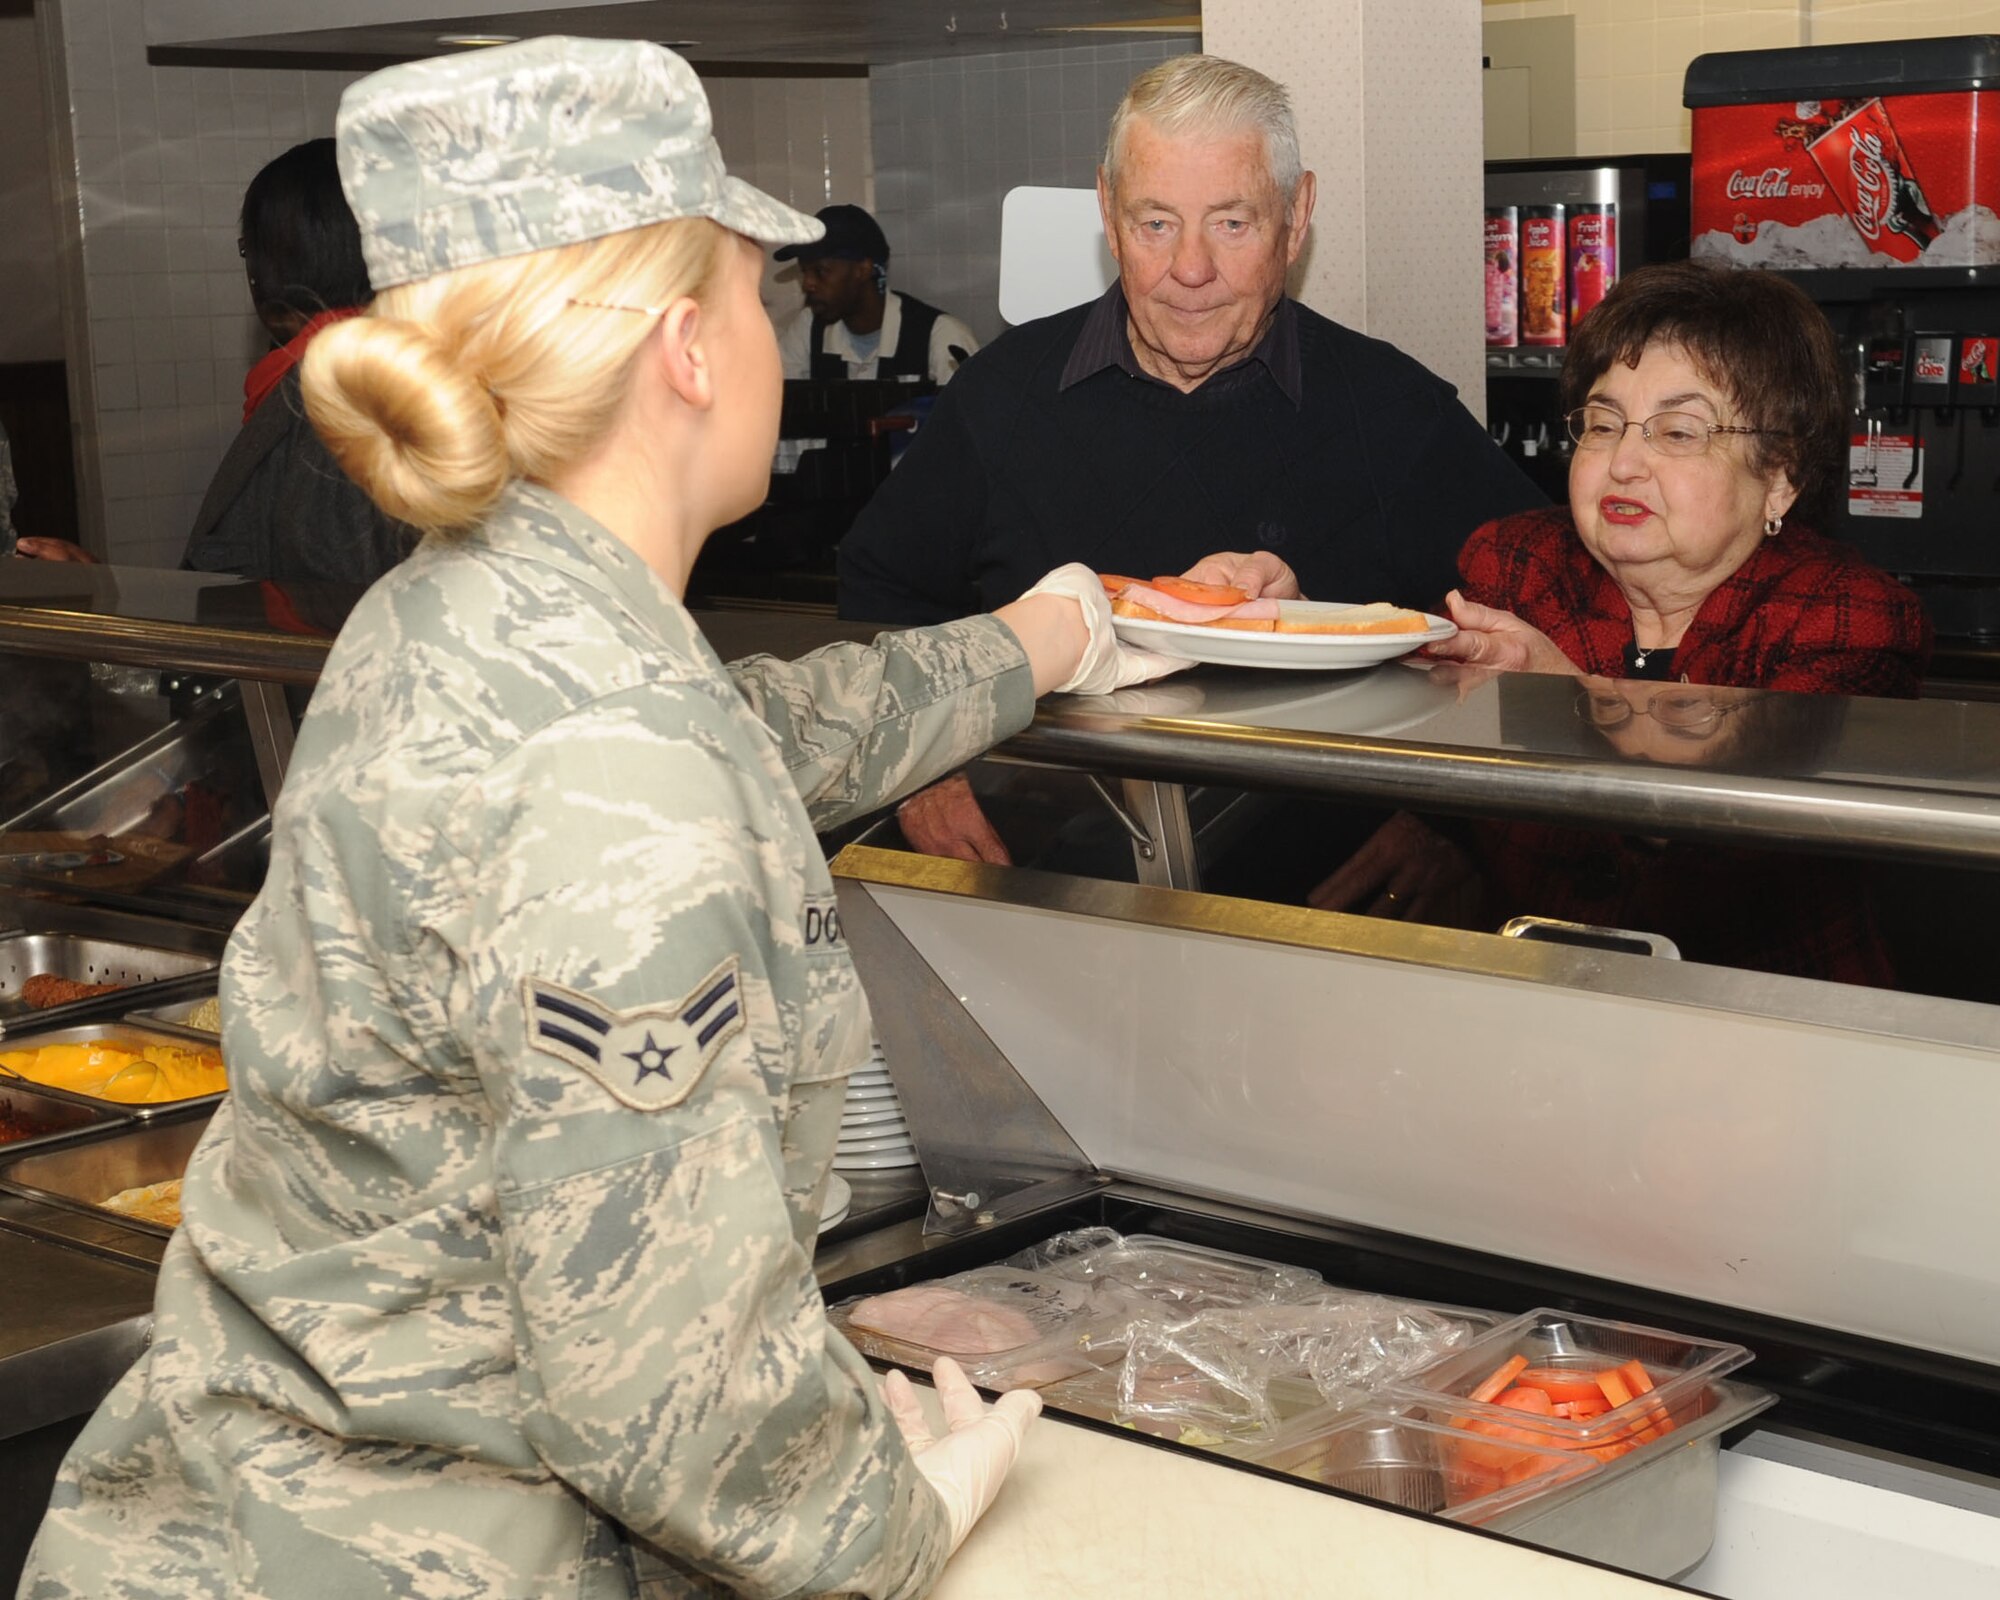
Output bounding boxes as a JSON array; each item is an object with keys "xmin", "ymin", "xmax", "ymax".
[
  {"xmin": 1458, "ymin": 506, "xmax": 1930, "ymax": 693},
  {"xmin": 1456, "ymin": 507, "xmax": 1930, "ymax": 986}
]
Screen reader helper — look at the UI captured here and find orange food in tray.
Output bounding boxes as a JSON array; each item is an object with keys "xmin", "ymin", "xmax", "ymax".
[{"xmin": 0, "ymin": 1039, "xmax": 227, "ymax": 1103}]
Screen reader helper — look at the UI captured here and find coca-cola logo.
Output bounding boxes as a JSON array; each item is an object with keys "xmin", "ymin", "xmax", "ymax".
[
  {"xmin": 1849, "ymin": 130, "xmax": 1890, "ymax": 239},
  {"xmin": 1722, "ymin": 167, "xmax": 1826, "ymax": 201},
  {"xmin": 1727, "ymin": 166, "xmax": 1794, "ymax": 199}
]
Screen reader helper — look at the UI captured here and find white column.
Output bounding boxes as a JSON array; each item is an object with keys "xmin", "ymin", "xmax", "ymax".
[{"xmin": 1205, "ymin": 0, "xmax": 1488, "ymax": 415}]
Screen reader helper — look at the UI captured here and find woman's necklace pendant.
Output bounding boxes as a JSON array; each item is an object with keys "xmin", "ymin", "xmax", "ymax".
[{"xmin": 1632, "ymin": 641, "xmax": 1651, "ymax": 669}]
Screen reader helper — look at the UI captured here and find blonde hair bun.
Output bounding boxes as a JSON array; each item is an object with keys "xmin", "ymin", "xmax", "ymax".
[{"xmin": 302, "ymin": 315, "xmax": 510, "ymax": 534}]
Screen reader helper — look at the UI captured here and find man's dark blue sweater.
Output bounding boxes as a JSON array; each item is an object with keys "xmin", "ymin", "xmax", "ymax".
[{"xmin": 837, "ymin": 286, "xmax": 1544, "ymax": 624}]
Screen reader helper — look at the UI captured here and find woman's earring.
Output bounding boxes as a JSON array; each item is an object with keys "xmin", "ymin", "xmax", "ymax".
[{"xmin": 1764, "ymin": 515, "xmax": 1783, "ymax": 538}]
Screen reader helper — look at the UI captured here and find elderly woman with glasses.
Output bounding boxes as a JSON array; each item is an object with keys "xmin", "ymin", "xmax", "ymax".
[
  {"xmin": 1431, "ymin": 259, "xmax": 1927, "ymax": 690},
  {"xmin": 1315, "ymin": 262, "xmax": 1927, "ymax": 984}
]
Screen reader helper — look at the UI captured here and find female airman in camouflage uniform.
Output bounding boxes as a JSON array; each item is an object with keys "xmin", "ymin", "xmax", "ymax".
[{"xmin": 18, "ymin": 36, "xmax": 1181, "ymax": 1600}]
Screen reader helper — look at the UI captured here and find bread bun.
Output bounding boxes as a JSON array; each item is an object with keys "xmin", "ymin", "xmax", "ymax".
[{"xmin": 1274, "ymin": 601, "xmax": 1429, "ymax": 635}]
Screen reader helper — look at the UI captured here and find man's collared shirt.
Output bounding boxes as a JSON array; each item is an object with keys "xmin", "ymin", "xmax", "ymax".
[
  {"xmin": 776, "ymin": 290, "xmax": 980, "ymax": 386},
  {"xmin": 1057, "ymin": 282, "xmax": 1304, "ymax": 408}
]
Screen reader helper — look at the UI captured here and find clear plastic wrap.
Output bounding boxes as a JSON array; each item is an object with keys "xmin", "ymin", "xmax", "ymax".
[
  {"xmin": 1292, "ymin": 1292, "xmax": 1493, "ymax": 1408},
  {"xmin": 1106, "ymin": 1293, "xmax": 1491, "ymax": 1438},
  {"xmin": 1005, "ymin": 1230, "xmax": 1323, "ymax": 1312}
]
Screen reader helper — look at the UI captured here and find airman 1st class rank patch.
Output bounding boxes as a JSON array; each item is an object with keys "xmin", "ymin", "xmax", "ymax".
[{"xmin": 523, "ymin": 958, "xmax": 745, "ymax": 1111}]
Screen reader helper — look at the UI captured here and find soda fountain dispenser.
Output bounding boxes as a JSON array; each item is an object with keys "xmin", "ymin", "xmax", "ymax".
[{"xmin": 1685, "ymin": 35, "xmax": 2000, "ymax": 644}]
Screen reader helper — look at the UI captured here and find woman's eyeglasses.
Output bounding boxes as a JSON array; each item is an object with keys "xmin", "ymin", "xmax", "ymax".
[
  {"xmin": 1565, "ymin": 405, "xmax": 1786, "ymax": 458},
  {"xmin": 1579, "ymin": 687, "xmax": 1750, "ymax": 738}
]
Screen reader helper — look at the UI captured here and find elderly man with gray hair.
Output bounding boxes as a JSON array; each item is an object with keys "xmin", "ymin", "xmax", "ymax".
[{"xmin": 840, "ymin": 54, "xmax": 1541, "ymax": 866}]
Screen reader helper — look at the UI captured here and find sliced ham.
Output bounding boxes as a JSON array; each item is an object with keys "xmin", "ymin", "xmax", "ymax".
[
  {"xmin": 1111, "ymin": 582, "xmax": 1281, "ymax": 631},
  {"xmin": 848, "ymin": 1283, "xmax": 1041, "ymax": 1354}
]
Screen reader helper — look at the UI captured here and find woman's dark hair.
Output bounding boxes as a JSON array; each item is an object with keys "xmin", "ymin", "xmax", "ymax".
[
  {"xmin": 240, "ymin": 138, "xmax": 372, "ymax": 320},
  {"xmin": 1561, "ymin": 260, "xmax": 1848, "ymax": 530}
]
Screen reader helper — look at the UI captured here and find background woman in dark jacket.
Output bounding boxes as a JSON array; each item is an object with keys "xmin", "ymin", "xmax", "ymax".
[{"xmin": 180, "ymin": 138, "xmax": 413, "ymax": 586}]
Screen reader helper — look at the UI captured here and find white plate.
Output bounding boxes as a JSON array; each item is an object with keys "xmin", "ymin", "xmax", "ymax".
[
  {"xmin": 816, "ymin": 1204, "xmax": 850, "ymax": 1235},
  {"xmin": 818, "ymin": 1173, "xmax": 852, "ymax": 1224},
  {"xmin": 834, "ymin": 1147, "xmax": 922, "ymax": 1171},
  {"xmin": 847, "ymin": 1070, "xmax": 893, "ymax": 1088},
  {"xmin": 842, "ymin": 1083, "xmax": 903, "ymax": 1103},
  {"xmin": 1109, "ymin": 606, "xmax": 1455, "ymax": 671}
]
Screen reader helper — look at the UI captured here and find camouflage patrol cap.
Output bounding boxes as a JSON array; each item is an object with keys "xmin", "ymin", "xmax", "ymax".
[{"xmin": 335, "ymin": 36, "xmax": 823, "ymax": 289}]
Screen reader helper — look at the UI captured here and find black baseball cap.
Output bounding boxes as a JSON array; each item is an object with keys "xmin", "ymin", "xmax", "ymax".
[{"xmin": 774, "ymin": 204, "xmax": 890, "ymax": 264}]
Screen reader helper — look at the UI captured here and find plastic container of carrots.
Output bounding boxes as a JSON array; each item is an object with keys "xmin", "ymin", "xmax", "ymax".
[
  {"xmin": 1236, "ymin": 1375, "xmax": 1772, "ymax": 1576},
  {"xmin": 1244, "ymin": 1404, "xmax": 1599, "ymax": 1525},
  {"xmin": 1384, "ymin": 1308, "xmax": 1753, "ymax": 1459},
  {"xmin": 1484, "ymin": 1377, "xmax": 1775, "ymax": 1577}
]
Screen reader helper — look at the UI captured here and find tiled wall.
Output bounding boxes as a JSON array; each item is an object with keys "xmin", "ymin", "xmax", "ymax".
[
  {"xmin": 51, "ymin": 1, "xmax": 869, "ymax": 567},
  {"xmin": 869, "ymin": 40, "xmax": 1190, "ymax": 347},
  {"xmin": 1483, "ymin": 0, "xmax": 2000, "ymax": 156},
  {"xmin": 56, "ymin": 0, "xmax": 363, "ymax": 566},
  {"xmin": 0, "ymin": 15, "xmax": 63, "ymax": 364},
  {"xmin": 705, "ymin": 76, "xmax": 874, "ymax": 322}
]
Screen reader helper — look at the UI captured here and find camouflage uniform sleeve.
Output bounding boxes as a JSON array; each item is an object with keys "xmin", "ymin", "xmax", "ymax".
[
  {"xmin": 726, "ymin": 613, "xmax": 1034, "ymax": 830},
  {"xmin": 440, "ymin": 682, "xmax": 949, "ymax": 1600}
]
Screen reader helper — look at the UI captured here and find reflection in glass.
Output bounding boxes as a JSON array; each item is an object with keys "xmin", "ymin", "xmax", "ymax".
[{"xmin": 0, "ymin": 659, "xmax": 270, "ymax": 917}]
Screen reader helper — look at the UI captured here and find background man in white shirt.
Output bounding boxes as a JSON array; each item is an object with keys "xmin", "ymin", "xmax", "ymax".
[{"xmin": 775, "ymin": 205, "xmax": 979, "ymax": 386}]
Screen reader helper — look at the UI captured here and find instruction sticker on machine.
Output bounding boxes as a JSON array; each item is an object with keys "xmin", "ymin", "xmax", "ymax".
[{"xmin": 1848, "ymin": 432, "xmax": 1924, "ymax": 519}]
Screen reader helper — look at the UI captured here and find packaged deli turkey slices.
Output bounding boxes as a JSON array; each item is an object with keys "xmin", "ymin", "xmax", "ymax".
[{"xmin": 827, "ymin": 1265, "xmax": 1122, "ymax": 1390}]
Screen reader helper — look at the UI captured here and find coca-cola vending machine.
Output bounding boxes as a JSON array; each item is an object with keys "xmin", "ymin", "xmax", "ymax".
[
  {"xmin": 1483, "ymin": 154, "xmax": 1692, "ymax": 499},
  {"xmin": 1687, "ymin": 35, "xmax": 2000, "ymax": 642}
]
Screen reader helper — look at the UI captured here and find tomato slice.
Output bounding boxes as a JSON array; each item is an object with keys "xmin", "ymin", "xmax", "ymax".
[
  {"xmin": 1150, "ymin": 574, "xmax": 1250, "ymax": 606},
  {"xmin": 1098, "ymin": 574, "xmax": 1141, "ymax": 597}
]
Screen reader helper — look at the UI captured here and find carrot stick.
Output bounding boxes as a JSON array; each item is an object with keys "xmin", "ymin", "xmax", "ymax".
[
  {"xmin": 1470, "ymin": 1353, "xmax": 1531, "ymax": 1406},
  {"xmin": 1594, "ymin": 1367, "xmax": 1662, "ymax": 1445},
  {"xmin": 1617, "ymin": 1357, "xmax": 1675, "ymax": 1440},
  {"xmin": 1518, "ymin": 1366, "xmax": 1613, "ymax": 1406}
]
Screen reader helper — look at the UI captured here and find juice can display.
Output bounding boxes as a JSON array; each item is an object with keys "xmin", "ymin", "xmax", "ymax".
[
  {"xmin": 1567, "ymin": 203, "xmax": 1616, "ymax": 329},
  {"xmin": 1484, "ymin": 207, "xmax": 1519, "ymax": 348},
  {"xmin": 1520, "ymin": 205, "xmax": 1566, "ymax": 347}
]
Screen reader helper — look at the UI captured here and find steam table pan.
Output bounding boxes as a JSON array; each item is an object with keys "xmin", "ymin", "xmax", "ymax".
[
  {"xmin": 0, "ymin": 1022, "xmax": 226, "ymax": 1120},
  {"xmin": 0, "ymin": 933, "xmax": 215, "ymax": 1022},
  {"xmin": 0, "ymin": 1113, "xmax": 211, "ymax": 1238}
]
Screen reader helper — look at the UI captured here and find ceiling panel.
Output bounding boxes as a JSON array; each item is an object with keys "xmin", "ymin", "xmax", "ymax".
[{"xmin": 148, "ymin": 1, "xmax": 1203, "ymax": 72}]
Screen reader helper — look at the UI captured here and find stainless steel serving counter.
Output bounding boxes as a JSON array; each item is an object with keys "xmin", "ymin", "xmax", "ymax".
[
  {"xmin": 1003, "ymin": 663, "xmax": 2000, "ymax": 883},
  {"xmin": 6, "ymin": 566, "xmax": 1998, "ymax": 876}
]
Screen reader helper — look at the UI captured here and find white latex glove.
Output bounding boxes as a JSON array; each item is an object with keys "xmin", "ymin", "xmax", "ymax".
[
  {"xmin": 883, "ymin": 1357, "xmax": 1042, "ymax": 1556},
  {"xmin": 1019, "ymin": 562, "xmax": 1194, "ymax": 695}
]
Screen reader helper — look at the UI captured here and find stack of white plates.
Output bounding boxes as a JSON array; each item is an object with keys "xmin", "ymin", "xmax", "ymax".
[
  {"xmin": 816, "ymin": 1172, "xmax": 852, "ymax": 1235},
  {"xmin": 834, "ymin": 1046, "xmax": 919, "ymax": 1172}
]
